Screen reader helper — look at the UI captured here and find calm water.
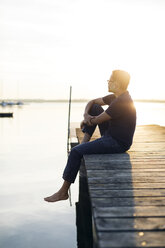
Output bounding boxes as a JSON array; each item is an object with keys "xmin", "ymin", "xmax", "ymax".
[{"xmin": 0, "ymin": 101, "xmax": 165, "ymax": 248}]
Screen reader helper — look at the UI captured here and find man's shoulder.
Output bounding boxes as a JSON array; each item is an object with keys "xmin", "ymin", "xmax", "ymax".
[{"xmin": 102, "ymin": 94, "xmax": 116, "ymax": 105}]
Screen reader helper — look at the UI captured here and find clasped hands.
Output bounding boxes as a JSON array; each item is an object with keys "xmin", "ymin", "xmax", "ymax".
[{"xmin": 80, "ymin": 113, "xmax": 95, "ymax": 129}]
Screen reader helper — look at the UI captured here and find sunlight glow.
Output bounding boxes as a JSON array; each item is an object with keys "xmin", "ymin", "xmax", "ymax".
[{"xmin": 0, "ymin": 0, "xmax": 165, "ymax": 100}]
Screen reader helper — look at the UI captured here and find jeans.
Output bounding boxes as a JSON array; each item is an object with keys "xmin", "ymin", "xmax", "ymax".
[{"xmin": 63, "ymin": 104, "xmax": 128, "ymax": 183}]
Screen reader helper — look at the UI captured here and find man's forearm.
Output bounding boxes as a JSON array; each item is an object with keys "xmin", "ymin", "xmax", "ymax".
[
  {"xmin": 82, "ymin": 98, "xmax": 110, "ymax": 126},
  {"xmin": 84, "ymin": 97, "xmax": 105, "ymax": 116},
  {"xmin": 90, "ymin": 111, "xmax": 111, "ymax": 125},
  {"xmin": 82, "ymin": 100, "xmax": 95, "ymax": 126},
  {"xmin": 84, "ymin": 100, "xmax": 94, "ymax": 116}
]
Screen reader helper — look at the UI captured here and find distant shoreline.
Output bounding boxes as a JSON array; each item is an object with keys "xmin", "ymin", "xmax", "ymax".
[
  {"xmin": 134, "ymin": 99, "xmax": 165, "ymax": 103},
  {"xmin": 0, "ymin": 99, "xmax": 165, "ymax": 103}
]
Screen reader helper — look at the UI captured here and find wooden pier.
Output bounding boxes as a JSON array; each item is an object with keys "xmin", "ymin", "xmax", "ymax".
[{"xmin": 71, "ymin": 124, "xmax": 165, "ymax": 248}]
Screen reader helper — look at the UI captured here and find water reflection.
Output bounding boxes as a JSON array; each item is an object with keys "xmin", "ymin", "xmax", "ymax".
[
  {"xmin": 0, "ymin": 103, "xmax": 78, "ymax": 248},
  {"xmin": 0, "ymin": 213, "xmax": 75, "ymax": 248}
]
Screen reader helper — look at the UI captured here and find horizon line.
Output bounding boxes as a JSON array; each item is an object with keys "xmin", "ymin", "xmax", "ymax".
[{"xmin": 0, "ymin": 98, "xmax": 165, "ymax": 103}]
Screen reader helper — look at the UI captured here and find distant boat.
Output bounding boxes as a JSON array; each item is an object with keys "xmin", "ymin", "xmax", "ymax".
[
  {"xmin": 0, "ymin": 112, "xmax": 13, "ymax": 118},
  {"xmin": 0, "ymin": 81, "xmax": 24, "ymax": 106},
  {"xmin": 0, "ymin": 101, "xmax": 7, "ymax": 107},
  {"xmin": 0, "ymin": 101, "xmax": 15, "ymax": 106},
  {"xmin": 7, "ymin": 101, "xmax": 15, "ymax": 106},
  {"xmin": 16, "ymin": 101, "xmax": 24, "ymax": 105},
  {"xmin": 0, "ymin": 100, "xmax": 24, "ymax": 106}
]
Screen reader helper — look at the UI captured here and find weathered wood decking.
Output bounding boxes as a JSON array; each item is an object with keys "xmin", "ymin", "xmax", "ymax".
[{"xmin": 71, "ymin": 125, "xmax": 165, "ymax": 248}]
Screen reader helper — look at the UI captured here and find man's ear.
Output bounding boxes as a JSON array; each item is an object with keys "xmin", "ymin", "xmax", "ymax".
[{"xmin": 114, "ymin": 81, "xmax": 119, "ymax": 90}]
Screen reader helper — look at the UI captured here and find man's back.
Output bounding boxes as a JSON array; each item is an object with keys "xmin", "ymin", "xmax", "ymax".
[{"xmin": 103, "ymin": 91, "xmax": 136, "ymax": 149}]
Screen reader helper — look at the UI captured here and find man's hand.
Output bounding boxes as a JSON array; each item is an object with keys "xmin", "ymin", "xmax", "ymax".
[
  {"xmin": 80, "ymin": 120, "xmax": 85, "ymax": 130},
  {"xmin": 83, "ymin": 113, "xmax": 93, "ymax": 125},
  {"xmin": 80, "ymin": 116, "xmax": 95, "ymax": 130}
]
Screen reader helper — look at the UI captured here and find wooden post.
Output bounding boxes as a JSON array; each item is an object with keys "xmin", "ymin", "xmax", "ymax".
[{"xmin": 76, "ymin": 159, "xmax": 93, "ymax": 248}]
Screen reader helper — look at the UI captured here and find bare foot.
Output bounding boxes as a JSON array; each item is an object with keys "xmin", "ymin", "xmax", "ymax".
[{"xmin": 44, "ymin": 191, "xmax": 69, "ymax": 203}]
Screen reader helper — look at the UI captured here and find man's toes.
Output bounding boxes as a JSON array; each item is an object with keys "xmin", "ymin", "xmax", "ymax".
[{"xmin": 44, "ymin": 197, "xmax": 50, "ymax": 201}]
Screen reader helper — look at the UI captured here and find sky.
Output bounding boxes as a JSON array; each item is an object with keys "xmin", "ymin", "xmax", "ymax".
[{"xmin": 0, "ymin": 0, "xmax": 165, "ymax": 100}]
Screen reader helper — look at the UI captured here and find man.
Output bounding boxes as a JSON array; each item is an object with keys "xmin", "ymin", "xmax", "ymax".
[{"xmin": 44, "ymin": 70, "xmax": 136, "ymax": 203}]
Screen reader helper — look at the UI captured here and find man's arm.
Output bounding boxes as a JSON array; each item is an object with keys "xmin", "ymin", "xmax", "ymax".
[
  {"xmin": 84, "ymin": 98, "xmax": 106, "ymax": 115},
  {"xmin": 80, "ymin": 97, "xmax": 111, "ymax": 128},
  {"xmin": 90, "ymin": 111, "xmax": 111, "ymax": 125},
  {"xmin": 83, "ymin": 98, "xmax": 106, "ymax": 124}
]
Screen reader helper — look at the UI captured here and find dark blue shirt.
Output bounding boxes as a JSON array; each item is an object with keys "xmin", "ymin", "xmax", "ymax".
[{"xmin": 102, "ymin": 91, "xmax": 136, "ymax": 149}]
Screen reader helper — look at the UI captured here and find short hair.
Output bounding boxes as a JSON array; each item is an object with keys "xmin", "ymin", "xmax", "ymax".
[{"xmin": 112, "ymin": 70, "xmax": 130, "ymax": 90}]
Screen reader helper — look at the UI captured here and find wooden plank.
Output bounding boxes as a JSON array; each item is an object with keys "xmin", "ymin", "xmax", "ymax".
[
  {"xmin": 83, "ymin": 153, "xmax": 165, "ymax": 161},
  {"xmin": 131, "ymin": 142, "xmax": 165, "ymax": 147},
  {"xmin": 130, "ymin": 146, "xmax": 165, "ymax": 152},
  {"xmin": 85, "ymin": 162, "xmax": 165, "ymax": 170},
  {"xmin": 133, "ymin": 137, "xmax": 165, "ymax": 142},
  {"xmin": 87, "ymin": 171, "xmax": 165, "ymax": 177},
  {"xmin": 97, "ymin": 232, "xmax": 165, "ymax": 248},
  {"xmin": 87, "ymin": 176, "xmax": 165, "ymax": 183},
  {"xmin": 88, "ymin": 182, "xmax": 165, "ymax": 189},
  {"xmin": 95, "ymin": 217, "xmax": 165, "ymax": 231},
  {"xmin": 70, "ymin": 122, "xmax": 79, "ymax": 144},
  {"xmin": 89, "ymin": 189, "xmax": 165, "ymax": 197},
  {"xmin": 91, "ymin": 197, "xmax": 165, "ymax": 207},
  {"xmin": 93, "ymin": 206, "xmax": 165, "ymax": 217},
  {"xmin": 86, "ymin": 160, "xmax": 165, "ymax": 164}
]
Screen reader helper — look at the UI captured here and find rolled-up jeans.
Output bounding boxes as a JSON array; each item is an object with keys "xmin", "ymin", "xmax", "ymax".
[{"xmin": 63, "ymin": 104, "xmax": 128, "ymax": 183}]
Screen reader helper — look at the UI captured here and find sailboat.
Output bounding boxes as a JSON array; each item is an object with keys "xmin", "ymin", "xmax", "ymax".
[
  {"xmin": 0, "ymin": 81, "xmax": 23, "ymax": 106},
  {"xmin": 0, "ymin": 82, "xmax": 13, "ymax": 117}
]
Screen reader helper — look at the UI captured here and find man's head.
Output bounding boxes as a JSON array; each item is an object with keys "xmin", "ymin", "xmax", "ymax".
[{"xmin": 108, "ymin": 70, "xmax": 130, "ymax": 94}]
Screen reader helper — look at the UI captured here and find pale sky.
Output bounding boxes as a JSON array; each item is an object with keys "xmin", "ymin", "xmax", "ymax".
[{"xmin": 0, "ymin": 0, "xmax": 165, "ymax": 100}]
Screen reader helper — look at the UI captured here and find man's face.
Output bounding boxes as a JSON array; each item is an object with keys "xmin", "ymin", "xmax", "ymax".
[{"xmin": 107, "ymin": 74, "xmax": 117, "ymax": 92}]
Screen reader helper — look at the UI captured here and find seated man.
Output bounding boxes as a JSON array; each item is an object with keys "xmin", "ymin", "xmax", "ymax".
[{"xmin": 44, "ymin": 70, "xmax": 136, "ymax": 203}]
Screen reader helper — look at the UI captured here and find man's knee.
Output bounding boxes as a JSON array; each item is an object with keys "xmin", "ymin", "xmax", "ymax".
[
  {"xmin": 90, "ymin": 104, "xmax": 104, "ymax": 116},
  {"xmin": 71, "ymin": 143, "xmax": 88, "ymax": 158},
  {"xmin": 70, "ymin": 146, "xmax": 82, "ymax": 158}
]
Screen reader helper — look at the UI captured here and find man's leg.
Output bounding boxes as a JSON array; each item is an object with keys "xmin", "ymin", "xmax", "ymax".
[
  {"xmin": 44, "ymin": 140, "xmax": 100, "ymax": 203},
  {"xmin": 81, "ymin": 132, "xmax": 91, "ymax": 143},
  {"xmin": 82, "ymin": 104, "xmax": 109, "ymax": 138},
  {"xmin": 44, "ymin": 136, "xmax": 124, "ymax": 203},
  {"xmin": 44, "ymin": 132, "xmax": 90, "ymax": 202},
  {"xmin": 44, "ymin": 145, "xmax": 84, "ymax": 202},
  {"xmin": 63, "ymin": 135, "xmax": 125, "ymax": 184}
]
